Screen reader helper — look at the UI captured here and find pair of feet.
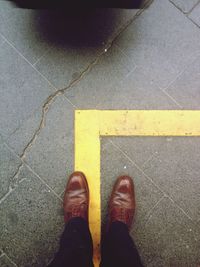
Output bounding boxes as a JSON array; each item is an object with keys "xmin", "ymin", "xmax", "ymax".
[{"xmin": 64, "ymin": 172, "xmax": 135, "ymax": 230}]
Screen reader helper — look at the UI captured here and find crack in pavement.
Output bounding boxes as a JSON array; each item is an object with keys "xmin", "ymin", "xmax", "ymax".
[
  {"xmin": 20, "ymin": 0, "xmax": 153, "ymax": 162},
  {"xmin": 0, "ymin": 0, "xmax": 153, "ymax": 205},
  {"xmin": 0, "ymin": 164, "xmax": 24, "ymax": 205}
]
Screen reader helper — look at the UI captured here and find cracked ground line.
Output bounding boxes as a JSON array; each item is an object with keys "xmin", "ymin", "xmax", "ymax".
[
  {"xmin": 1, "ymin": 142, "xmax": 63, "ymax": 204},
  {"xmin": 0, "ymin": 164, "xmax": 25, "ymax": 205},
  {"xmin": 0, "ymin": 0, "xmax": 153, "ymax": 206}
]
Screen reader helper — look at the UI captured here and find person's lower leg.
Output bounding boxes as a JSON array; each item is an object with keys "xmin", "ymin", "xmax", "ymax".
[
  {"xmin": 101, "ymin": 175, "xmax": 143, "ymax": 267},
  {"xmin": 48, "ymin": 172, "xmax": 94, "ymax": 267}
]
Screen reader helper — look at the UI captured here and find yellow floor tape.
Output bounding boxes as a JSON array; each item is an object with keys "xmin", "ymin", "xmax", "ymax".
[{"xmin": 75, "ymin": 110, "xmax": 200, "ymax": 267}]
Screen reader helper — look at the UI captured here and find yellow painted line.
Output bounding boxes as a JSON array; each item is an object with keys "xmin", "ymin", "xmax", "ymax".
[
  {"xmin": 75, "ymin": 110, "xmax": 101, "ymax": 265},
  {"xmin": 75, "ymin": 110, "xmax": 200, "ymax": 267},
  {"xmin": 99, "ymin": 110, "xmax": 200, "ymax": 136}
]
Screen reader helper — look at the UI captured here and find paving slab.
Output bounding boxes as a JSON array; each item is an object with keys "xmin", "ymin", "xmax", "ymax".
[
  {"xmin": 7, "ymin": 109, "xmax": 42, "ymax": 156},
  {"xmin": 169, "ymin": 0, "xmax": 199, "ymax": 13},
  {"xmin": 0, "ymin": 142, "xmax": 21, "ymax": 200},
  {"xmin": 65, "ymin": 44, "xmax": 135, "ymax": 108},
  {"xmin": 0, "ymin": 42, "xmax": 53, "ymax": 139},
  {"xmin": 189, "ymin": 2, "xmax": 200, "ymax": 26},
  {"xmin": 0, "ymin": 164, "xmax": 63, "ymax": 267},
  {"xmin": 115, "ymin": 0, "xmax": 200, "ymax": 89},
  {"xmin": 101, "ymin": 140, "xmax": 164, "ymax": 232},
  {"xmin": 108, "ymin": 136, "xmax": 166, "ymax": 167},
  {"xmin": 142, "ymin": 137, "xmax": 200, "ymax": 222},
  {"xmin": 166, "ymin": 56, "xmax": 200, "ymax": 109},
  {"xmin": 96, "ymin": 67, "xmax": 179, "ymax": 109},
  {"xmin": 135, "ymin": 197, "xmax": 200, "ymax": 267},
  {"xmin": 0, "ymin": 0, "xmax": 53, "ymax": 64},
  {"xmin": 24, "ymin": 96, "xmax": 74, "ymax": 195},
  {"xmin": 0, "ymin": 254, "xmax": 17, "ymax": 267},
  {"xmin": 35, "ymin": 45, "xmax": 101, "ymax": 89}
]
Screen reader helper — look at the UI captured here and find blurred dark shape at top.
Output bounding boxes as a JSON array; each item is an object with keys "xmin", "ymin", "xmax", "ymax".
[{"xmin": 9, "ymin": 0, "xmax": 144, "ymax": 9}]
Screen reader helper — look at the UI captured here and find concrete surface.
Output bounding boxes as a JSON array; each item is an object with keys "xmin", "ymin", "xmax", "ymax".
[{"xmin": 0, "ymin": 0, "xmax": 200, "ymax": 266}]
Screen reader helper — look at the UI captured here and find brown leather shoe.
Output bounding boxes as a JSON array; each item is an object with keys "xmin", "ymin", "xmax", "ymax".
[
  {"xmin": 108, "ymin": 175, "xmax": 135, "ymax": 230},
  {"xmin": 63, "ymin": 171, "xmax": 89, "ymax": 223}
]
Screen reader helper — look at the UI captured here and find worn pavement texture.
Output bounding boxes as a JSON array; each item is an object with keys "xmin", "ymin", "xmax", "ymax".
[{"xmin": 0, "ymin": 0, "xmax": 200, "ymax": 266}]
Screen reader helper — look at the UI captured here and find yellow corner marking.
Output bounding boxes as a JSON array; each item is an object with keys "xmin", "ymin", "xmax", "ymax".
[{"xmin": 75, "ymin": 110, "xmax": 200, "ymax": 267}]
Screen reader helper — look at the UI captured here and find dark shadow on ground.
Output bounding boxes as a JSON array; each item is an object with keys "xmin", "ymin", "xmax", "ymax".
[{"xmin": 34, "ymin": 8, "xmax": 123, "ymax": 49}]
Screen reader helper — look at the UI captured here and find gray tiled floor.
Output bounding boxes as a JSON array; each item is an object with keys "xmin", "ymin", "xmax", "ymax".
[
  {"xmin": 24, "ymin": 96, "xmax": 74, "ymax": 195},
  {"xmin": 169, "ymin": 0, "xmax": 200, "ymax": 13},
  {"xmin": 142, "ymin": 137, "xmax": 200, "ymax": 222},
  {"xmin": 0, "ymin": 1, "xmax": 54, "ymax": 64},
  {"xmin": 0, "ymin": 254, "xmax": 17, "ymax": 267},
  {"xmin": 135, "ymin": 197, "xmax": 200, "ymax": 267},
  {"xmin": 0, "ymin": 142, "xmax": 21, "ymax": 200},
  {"xmin": 0, "ymin": 165, "xmax": 63, "ymax": 267},
  {"xmin": 166, "ymin": 56, "xmax": 200, "ymax": 109},
  {"xmin": 0, "ymin": 42, "xmax": 54, "ymax": 138},
  {"xmin": 0, "ymin": 0, "xmax": 200, "ymax": 266},
  {"xmin": 115, "ymin": 0, "xmax": 200, "ymax": 89},
  {"xmin": 189, "ymin": 2, "xmax": 200, "ymax": 28}
]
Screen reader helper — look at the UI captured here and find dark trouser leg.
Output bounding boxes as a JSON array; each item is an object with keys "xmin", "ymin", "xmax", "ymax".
[
  {"xmin": 48, "ymin": 217, "xmax": 94, "ymax": 267},
  {"xmin": 100, "ymin": 221, "xmax": 144, "ymax": 267}
]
